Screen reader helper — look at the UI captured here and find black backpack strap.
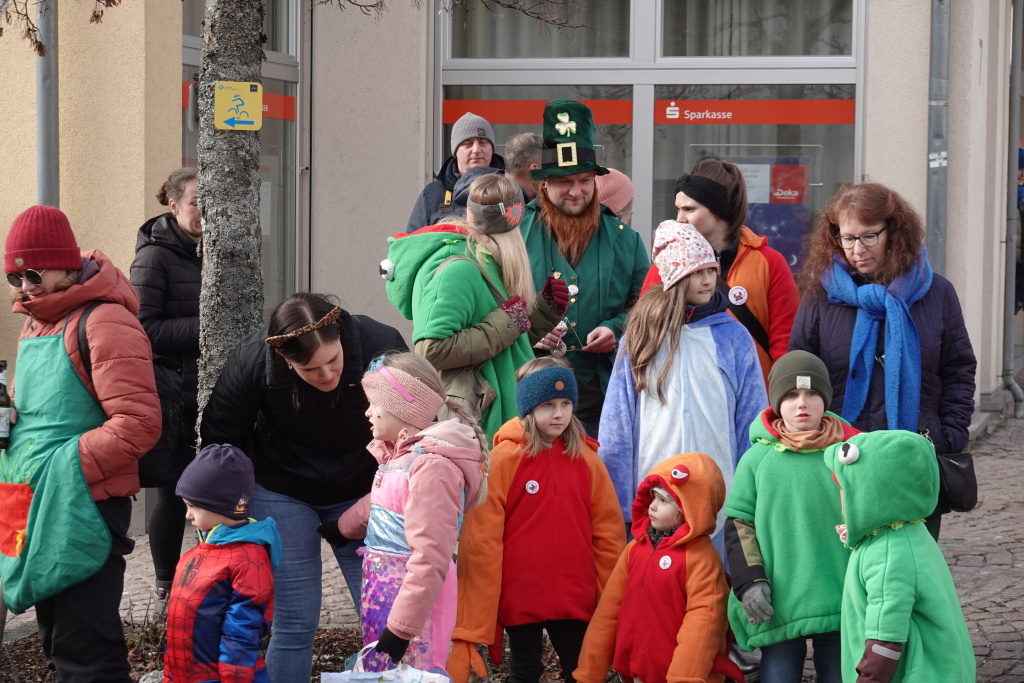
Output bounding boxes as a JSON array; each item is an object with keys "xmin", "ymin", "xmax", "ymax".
[
  {"xmin": 716, "ymin": 276, "xmax": 771, "ymax": 361},
  {"xmin": 77, "ymin": 302, "xmax": 107, "ymax": 383}
]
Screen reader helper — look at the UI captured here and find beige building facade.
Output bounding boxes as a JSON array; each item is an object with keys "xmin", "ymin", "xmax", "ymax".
[{"xmin": 2, "ymin": 0, "xmax": 1022, "ymax": 432}]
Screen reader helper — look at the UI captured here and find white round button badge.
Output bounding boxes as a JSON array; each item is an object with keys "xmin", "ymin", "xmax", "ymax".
[
  {"xmin": 659, "ymin": 556, "xmax": 672, "ymax": 570},
  {"xmin": 728, "ymin": 285, "xmax": 749, "ymax": 306},
  {"xmin": 525, "ymin": 480, "xmax": 540, "ymax": 494}
]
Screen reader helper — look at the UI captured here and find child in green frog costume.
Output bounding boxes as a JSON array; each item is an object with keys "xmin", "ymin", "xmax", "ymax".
[{"xmin": 823, "ymin": 430, "xmax": 975, "ymax": 682}]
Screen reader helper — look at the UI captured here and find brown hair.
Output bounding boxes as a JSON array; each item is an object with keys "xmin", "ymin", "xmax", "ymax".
[
  {"xmin": 376, "ymin": 351, "xmax": 490, "ymax": 504},
  {"xmin": 798, "ymin": 182, "xmax": 925, "ymax": 295},
  {"xmin": 156, "ymin": 167, "xmax": 198, "ymax": 206},
  {"xmin": 10, "ymin": 270, "xmax": 80, "ymax": 303},
  {"xmin": 620, "ymin": 282, "xmax": 691, "ymax": 403},
  {"xmin": 267, "ymin": 293, "xmax": 351, "ymax": 408},
  {"xmin": 514, "ymin": 357, "xmax": 586, "ymax": 459},
  {"xmin": 688, "ymin": 159, "xmax": 748, "ymax": 242}
]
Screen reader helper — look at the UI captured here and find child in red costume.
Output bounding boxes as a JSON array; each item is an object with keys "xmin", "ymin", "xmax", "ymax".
[
  {"xmin": 448, "ymin": 357, "xmax": 625, "ymax": 683},
  {"xmin": 573, "ymin": 453, "xmax": 745, "ymax": 683},
  {"xmin": 162, "ymin": 444, "xmax": 280, "ymax": 683}
]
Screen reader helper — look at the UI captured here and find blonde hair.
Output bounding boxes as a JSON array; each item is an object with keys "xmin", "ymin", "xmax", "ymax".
[
  {"xmin": 514, "ymin": 357, "xmax": 586, "ymax": 459},
  {"xmin": 10, "ymin": 269, "xmax": 80, "ymax": 304},
  {"xmin": 377, "ymin": 352, "xmax": 490, "ymax": 504},
  {"xmin": 620, "ymin": 282, "xmax": 692, "ymax": 403},
  {"xmin": 465, "ymin": 174, "xmax": 535, "ymax": 313}
]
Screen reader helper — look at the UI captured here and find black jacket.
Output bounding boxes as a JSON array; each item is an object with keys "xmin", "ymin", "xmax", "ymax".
[
  {"xmin": 406, "ymin": 153, "xmax": 506, "ymax": 232},
  {"xmin": 130, "ymin": 213, "xmax": 202, "ymax": 424},
  {"xmin": 200, "ymin": 312, "xmax": 408, "ymax": 506}
]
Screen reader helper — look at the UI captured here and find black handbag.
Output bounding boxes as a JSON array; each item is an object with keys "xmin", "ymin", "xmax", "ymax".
[{"xmin": 936, "ymin": 451, "xmax": 978, "ymax": 513}]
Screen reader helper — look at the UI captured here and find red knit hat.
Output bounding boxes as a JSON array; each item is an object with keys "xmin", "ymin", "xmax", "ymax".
[
  {"xmin": 595, "ymin": 168, "xmax": 635, "ymax": 215},
  {"xmin": 5, "ymin": 206, "xmax": 81, "ymax": 273}
]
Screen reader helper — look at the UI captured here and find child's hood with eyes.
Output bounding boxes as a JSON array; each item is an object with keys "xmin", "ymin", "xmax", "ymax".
[
  {"xmin": 824, "ymin": 430, "xmax": 939, "ymax": 548},
  {"xmin": 631, "ymin": 452, "xmax": 725, "ymax": 545}
]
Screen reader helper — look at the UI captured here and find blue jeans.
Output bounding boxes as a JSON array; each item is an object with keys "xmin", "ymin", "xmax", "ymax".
[
  {"xmin": 252, "ymin": 484, "xmax": 364, "ymax": 683},
  {"xmin": 760, "ymin": 631, "xmax": 842, "ymax": 683}
]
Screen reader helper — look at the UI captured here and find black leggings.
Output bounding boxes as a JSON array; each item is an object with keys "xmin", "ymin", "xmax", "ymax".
[
  {"xmin": 505, "ymin": 619, "xmax": 589, "ymax": 683},
  {"xmin": 148, "ymin": 484, "xmax": 187, "ymax": 583}
]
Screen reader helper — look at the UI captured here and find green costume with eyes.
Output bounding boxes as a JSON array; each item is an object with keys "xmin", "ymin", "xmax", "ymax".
[{"xmin": 824, "ymin": 431, "xmax": 975, "ymax": 682}]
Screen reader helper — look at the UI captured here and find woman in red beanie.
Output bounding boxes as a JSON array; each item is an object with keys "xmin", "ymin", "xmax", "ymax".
[{"xmin": 0, "ymin": 205, "xmax": 160, "ymax": 683}]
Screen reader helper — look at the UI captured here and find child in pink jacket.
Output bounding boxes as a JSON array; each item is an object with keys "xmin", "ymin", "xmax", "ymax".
[{"xmin": 318, "ymin": 352, "xmax": 488, "ymax": 671}]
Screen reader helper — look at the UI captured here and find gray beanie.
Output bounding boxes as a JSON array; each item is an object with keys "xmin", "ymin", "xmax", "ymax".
[
  {"xmin": 451, "ymin": 112, "xmax": 495, "ymax": 155},
  {"xmin": 767, "ymin": 350, "xmax": 833, "ymax": 416}
]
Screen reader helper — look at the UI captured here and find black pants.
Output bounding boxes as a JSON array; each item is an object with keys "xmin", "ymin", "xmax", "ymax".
[
  {"xmin": 148, "ymin": 484, "xmax": 186, "ymax": 584},
  {"xmin": 36, "ymin": 497, "xmax": 135, "ymax": 683},
  {"xmin": 505, "ymin": 619, "xmax": 589, "ymax": 683}
]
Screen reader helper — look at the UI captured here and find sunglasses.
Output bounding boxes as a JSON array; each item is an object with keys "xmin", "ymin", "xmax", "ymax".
[{"xmin": 6, "ymin": 269, "xmax": 47, "ymax": 287}]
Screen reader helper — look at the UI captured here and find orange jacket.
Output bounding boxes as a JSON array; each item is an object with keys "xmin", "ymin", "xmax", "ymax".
[
  {"xmin": 574, "ymin": 453, "xmax": 738, "ymax": 683},
  {"xmin": 641, "ymin": 226, "xmax": 798, "ymax": 385},
  {"xmin": 13, "ymin": 250, "xmax": 160, "ymax": 501},
  {"xmin": 452, "ymin": 418, "xmax": 625, "ymax": 646}
]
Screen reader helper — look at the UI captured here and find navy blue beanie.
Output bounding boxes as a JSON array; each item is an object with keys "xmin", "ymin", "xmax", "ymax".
[
  {"xmin": 515, "ymin": 366, "xmax": 578, "ymax": 417},
  {"xmin": 176, "ymin": 444, "xmax": 254, "ymax": 520},
  {"xmin": 453, "ymin": 167, "xmax": 503, "ymax": 207}
]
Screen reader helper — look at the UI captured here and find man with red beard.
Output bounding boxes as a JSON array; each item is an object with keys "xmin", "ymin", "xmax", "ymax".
[{"xmin": 520, "ymin": 100, "xmax": 649, "ymax": 438}]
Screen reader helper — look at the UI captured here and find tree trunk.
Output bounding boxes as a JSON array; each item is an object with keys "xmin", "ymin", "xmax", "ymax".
[{"xmin": 195, "ymin": 0, "xmax": 266, "ymax": 432}]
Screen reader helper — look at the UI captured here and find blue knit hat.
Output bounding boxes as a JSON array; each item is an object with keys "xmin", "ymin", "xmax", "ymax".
[
  {"xmin": 176, "ymin": 444, "xmax": 254, "ymax": 520},
  {"xmin": 515, "ymin": 366, "xmax": 578, "ymax": 417}
]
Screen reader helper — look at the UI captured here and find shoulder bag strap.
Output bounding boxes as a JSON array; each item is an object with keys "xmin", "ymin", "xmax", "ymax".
[
  {"xmin": 716, "ymin": 275, "xmax": 771, "ymax": 360},
  {"xmin": 76, "ymin": 301, "xmax": 108, "ymax": 383}
]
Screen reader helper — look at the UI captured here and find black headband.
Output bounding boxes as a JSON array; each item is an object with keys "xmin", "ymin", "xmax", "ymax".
[{"xmin": 673, "ymin": 174, "xmax": 730, "ymax": 223}]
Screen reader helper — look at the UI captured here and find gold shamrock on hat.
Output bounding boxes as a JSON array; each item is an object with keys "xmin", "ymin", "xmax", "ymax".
[{"xmin": 555, "ymin": 113, "xmax": 576, "ymax": 136}]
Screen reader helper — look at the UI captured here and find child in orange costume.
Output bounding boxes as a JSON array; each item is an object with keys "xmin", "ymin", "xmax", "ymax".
[
  {"xmin": 447, "ymin": 358, "xmax": 625, "ymax": 683},
  {"xmin": 573, "ymin": 453, "xmax": 745, "ymax": 683}
]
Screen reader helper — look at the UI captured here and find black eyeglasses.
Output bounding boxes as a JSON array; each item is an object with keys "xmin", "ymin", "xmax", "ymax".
[
  {"xmin": 836, "ymin": 226, "xmax": 886, "ymax": 249},
  {"xmin": 6, "ymin": 269, "xmax": 47, "ymax": 287}
]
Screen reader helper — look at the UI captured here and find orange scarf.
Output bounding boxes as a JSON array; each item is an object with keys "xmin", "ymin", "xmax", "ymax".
[{"xmin": 771, "ymin": 414, "xmax": 846, "ymax": 451}]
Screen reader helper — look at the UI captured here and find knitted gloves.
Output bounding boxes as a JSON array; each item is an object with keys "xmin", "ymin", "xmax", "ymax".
[
  {"xmin": 447, "ymin": 640, "xmax": 487, "ymax": 683},
  {"xmin": 375, "ymin": 627, "xmax": 410, "ymax": 664},
  {"xmin": 541, "ymin": 275, "xmax": 570, "ymax": 316},
  {"xmin": 500, "ymin": 296, "xmax": 531, "ymax": 334},
  {"xmin": 856, "ymin": 640, "xmax": 902, "ymax": 682},
  {"xmin": 739, "ymin": 582, "xmax": 774, "ymax": 624},
  {"xmin": 315, "ymin": 519, "xmax": 352, "ymax": 548}
]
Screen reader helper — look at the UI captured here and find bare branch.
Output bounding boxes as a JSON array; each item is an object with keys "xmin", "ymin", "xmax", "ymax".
[
  {"xmin": 90, "ymin": 0, "xmax": 121, "ymax": 25},
  {"xmin": 313, "ymin": 0, "xmax": 388, "ymax": 19},
  {"xmin": 443, "ymin": 0, "xmax": 587, "ymax": 32},
  {"xmin": 3, "ymin": 0, "xmax": 46, "ymax": 55}
]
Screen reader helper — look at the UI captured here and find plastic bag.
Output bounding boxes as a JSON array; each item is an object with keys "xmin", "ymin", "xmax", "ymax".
[{"xmin": 321, "ymin": 643, "xmax": 452, "ymax": 683}]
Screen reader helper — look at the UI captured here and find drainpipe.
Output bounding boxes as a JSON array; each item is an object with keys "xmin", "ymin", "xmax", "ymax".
[
  {"xmin": 1004, "ymin": 0, "xmax": 1024, "ymax": 418},
  {"xmin": 926, "ymin": 0, "xmax": 950, "ymax": 276},
  {"xmin": 37, "ymin": 0, "xmax": 59, "ymax": 207}
]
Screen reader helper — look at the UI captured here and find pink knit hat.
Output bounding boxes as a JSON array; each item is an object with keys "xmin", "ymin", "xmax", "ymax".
[
  {"xmin": 595, "ymin": 168, "xmax": 635, "ymax": 215},
  {"xmin": 5, "ymin": 205, "xmax": 81, "ymax": 273},
  {"xmin": 652, "ymin": 220, "xmax": 719, "ymax": 291},
  {"xmin": 362, "ymin": 363, "xmax": 446, "ymax": 430}
]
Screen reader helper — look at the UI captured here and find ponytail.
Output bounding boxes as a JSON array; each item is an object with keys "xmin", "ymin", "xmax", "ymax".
[{"xmin": 441, "ymin": 397, "xmax": 490, "ymax": 506}]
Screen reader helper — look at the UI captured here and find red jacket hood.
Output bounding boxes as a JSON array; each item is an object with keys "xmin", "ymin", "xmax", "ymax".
[
  {"xmin": 493, "ymin": 416, "xmax": 600, "ymax": 453},
  {"xmin": 13, "ymin": 249, "xmax": 140, "ymax": 322},
  {"xmin": 630, "ymin": 452, "xmax": 725, "ymax": 545}
]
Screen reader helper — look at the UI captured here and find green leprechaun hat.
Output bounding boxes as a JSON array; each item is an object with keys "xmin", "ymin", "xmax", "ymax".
[{"xmin": 531, "ymin": 99, "xmax": 609, "ymax": 181}]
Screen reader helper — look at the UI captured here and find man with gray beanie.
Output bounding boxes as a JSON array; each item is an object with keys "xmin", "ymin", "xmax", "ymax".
[{"xmin": 406, "ymin": 112, "xmax": 505, "ymax": 231}]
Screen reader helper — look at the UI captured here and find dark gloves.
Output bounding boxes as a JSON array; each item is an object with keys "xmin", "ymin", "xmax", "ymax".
[
  {"xmin": 541, "ymin": 275, "xmax": 570, "ymax": 317},
  {"xmin": 856, "ymin": 639, "xmax": 902, "ymax": 682},
  {"xmin": 738, "ymin": 581, "xmax": 774, "ymax": 624},
  {"xmin": 316, "ymin": 519, "xmax": 352, "ymax": 548},
  {"xmin": 500, "ymin": 296, "xmax": 532, "ymax": 335},
  {"xmin": 375, "ymin": 626, "xmax": 411, "ymax": 664}
]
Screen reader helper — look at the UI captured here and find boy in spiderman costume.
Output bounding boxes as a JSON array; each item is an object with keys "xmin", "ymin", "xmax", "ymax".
[{"xmin": 162, "ymin": 444, "xmax": 281, "ymax": 683}]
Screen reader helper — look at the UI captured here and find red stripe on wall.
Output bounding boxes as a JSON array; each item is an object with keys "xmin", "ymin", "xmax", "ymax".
[
  {"xmin": 442, "ymin": 100, "xmax": 633, "ymax": 125},
  {"xmin": 654, "ymin": 99, "xmax": 855, "ymax": 125},
  {"xmin": 181, "ymin": 82, "xmax": 296, "ymax": 121}
]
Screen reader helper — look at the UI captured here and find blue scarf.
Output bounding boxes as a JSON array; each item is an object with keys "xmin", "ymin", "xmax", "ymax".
[{"xmin": 821, "ymin": 251, "xmax": 933, "ymax": 431}]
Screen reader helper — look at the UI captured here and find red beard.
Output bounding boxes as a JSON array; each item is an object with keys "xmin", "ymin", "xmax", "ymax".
[{"xmin": 537, "ymin": 182, "xmax": 601, "ymax": 267}]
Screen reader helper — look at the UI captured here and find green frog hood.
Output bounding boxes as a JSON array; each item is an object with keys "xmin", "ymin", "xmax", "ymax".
[
  {"xmin": 823, "ymin": 430, "xmax": 938, "ymax": 548},
  {"xmin": 383, "ymin": 225, "xmax": 471, "ymax": 322}
]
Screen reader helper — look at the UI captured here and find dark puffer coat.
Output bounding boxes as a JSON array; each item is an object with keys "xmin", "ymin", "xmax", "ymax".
[
  {"xmin": 789, "ymin": 273, "xmax": 976, "ymax": 456},
  {"xmin": 130, "ymin": 213, "xmax": 202, "ymax": 430},
  {"xmin": 199, "ymin": 312, "xmax": 408, "ymax": 506},
  {"xmin": 406, "ymin": 153, "xmax": 506, "ymax": 232}
]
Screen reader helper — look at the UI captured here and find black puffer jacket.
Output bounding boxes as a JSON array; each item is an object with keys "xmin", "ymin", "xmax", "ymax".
[
  {"xmin": 406, "ymin": 153, "xmax": 506, "ymax": 232},
  {"xmin": 130, "ymin": 213, "xmax": 202, "ymax": 427},
  {"xmin": 199, "ymin": 312, "xmax": 408, "ymax": 506}
]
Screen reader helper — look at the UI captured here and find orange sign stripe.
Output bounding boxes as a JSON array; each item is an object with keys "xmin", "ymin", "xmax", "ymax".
[
  {"xmin": 443, "ymin": 99, "xmax": 632, "ymax": 125},
  {"xmin": 180, "ymin": 82, "xmax": 296, "ymax": 121},
  {"xmin": 654, "ymin": 99, "xmax": 855, "ymax": 125}
]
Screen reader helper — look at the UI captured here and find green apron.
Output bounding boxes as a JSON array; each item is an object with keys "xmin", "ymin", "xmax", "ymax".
[{"xmin": 0, "ymin": 312, "xmax": 112, "ymax": 614}]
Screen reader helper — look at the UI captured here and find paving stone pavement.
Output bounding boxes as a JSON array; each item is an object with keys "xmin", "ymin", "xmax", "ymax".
[{"xmin": 5, "ymin": 418, "xmax": 1024, "ymax": 681}]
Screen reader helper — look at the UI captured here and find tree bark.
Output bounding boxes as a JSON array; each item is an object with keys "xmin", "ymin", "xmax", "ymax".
[{"xmin": 195, "ymin": 0, "xmax": 266, "ymax": 431}]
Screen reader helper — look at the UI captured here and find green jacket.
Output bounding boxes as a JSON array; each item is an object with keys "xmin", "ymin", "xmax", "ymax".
[
  {"xmin": 723, "ymin": 410, "xmax": 858, "ymax": 649},
  {"xmin": 385, "ymin": 227, "xmax": 536, "ymax": 438},
  {"xmin": 519, "ymin": 202, "xmax": 649, "ymax": 391},
  {"xmin": 824, "ymin": 431, "xmax": 975, "ymax": 682}
]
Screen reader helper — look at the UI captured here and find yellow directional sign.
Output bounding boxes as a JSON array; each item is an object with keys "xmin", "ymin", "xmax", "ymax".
[{"xmin": 214, "ymin": 81, "xmax": 263, "ymax": 131}]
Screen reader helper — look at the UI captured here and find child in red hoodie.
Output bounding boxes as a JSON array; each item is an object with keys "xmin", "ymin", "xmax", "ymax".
[
  {"xmin": 448, "ymin": 357, "xmax": 625, "ymax": 683},
  {"xmin": 573, "ymin": 453, "xmax": 744, "ymax": 683}
]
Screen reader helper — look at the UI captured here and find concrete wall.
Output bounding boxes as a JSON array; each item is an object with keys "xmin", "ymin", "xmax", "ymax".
[{"xmin": 307, "ymin": 3, "xmax": 431, "ymax": 341}]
